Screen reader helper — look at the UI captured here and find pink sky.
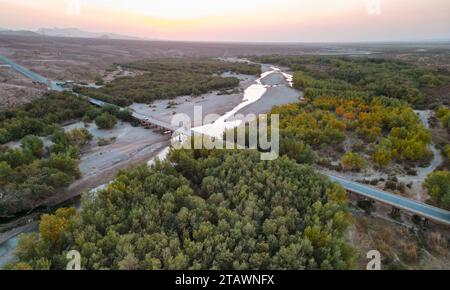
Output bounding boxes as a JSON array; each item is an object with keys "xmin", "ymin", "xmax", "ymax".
[{"xmin": 0, "ymin": 0, "xmax": 449, "ymax": 42}]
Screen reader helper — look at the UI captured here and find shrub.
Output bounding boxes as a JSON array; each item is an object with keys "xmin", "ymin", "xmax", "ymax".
[
  {"xmin": 95, "ymin": 113, "xmax": 117, "ymax": 130},
  {"xmin": 424, "ymin": 171, "xmax": 450, "ymax": 209},
  {"xmin": 340, "ymin": 152, "xmax": 367, "ymax": 171}
]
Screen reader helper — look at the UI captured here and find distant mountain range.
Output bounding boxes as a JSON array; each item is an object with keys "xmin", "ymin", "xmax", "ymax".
[
  {"xmin": 0, "ymin": 27, "xmax": 141, "ymax": 40},
  {"xmin": 0, "ymin": 28, "xmax": 39, "ymax": 36}
]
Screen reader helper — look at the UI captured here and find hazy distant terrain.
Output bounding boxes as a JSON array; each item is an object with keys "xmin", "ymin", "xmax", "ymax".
[
  {"xmin": 0, "ymin": 35, "xmax": 350, "ymax": 82},
  {"xmin": 0, "ymin": 27, "xmax": 139, "ymax": 40},
  {"xmin": 1, "ymin": 34, "xmax": 448, "ymax": 109},
  {"xmin": 2, "ymin": 34, "xmax": 449, "ymax": 83},
  {"xmin": 35, "ymin": 28, "xmax": 141, "ymax": 40}
]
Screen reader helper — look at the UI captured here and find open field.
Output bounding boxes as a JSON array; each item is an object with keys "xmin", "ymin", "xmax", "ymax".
[
  {"xmin": 0, "ymin": 67, "xmax": 45, "ymax": 109},
  {"xmin": 349, "ymin": 206, "xmax": 450, "ymax": 269}
]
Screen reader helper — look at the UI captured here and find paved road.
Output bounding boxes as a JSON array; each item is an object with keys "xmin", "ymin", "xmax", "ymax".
[
  {"xmin": 3, "ymin": 53, "xmax": 450, "ymax": 226},
  {"xmin": 0, "ymin": 54, "xmax": 48, "ymax": 84},
  {"xmin": 327, "ymin": 174, "xmax": 450, "ymax": 225}
]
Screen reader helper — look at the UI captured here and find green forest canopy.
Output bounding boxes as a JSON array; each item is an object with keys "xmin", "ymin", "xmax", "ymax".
[
  {"xmin": 7, "ymin": 55, "xmax": 444, "ymax": 270},
  {"xmin": 7, "ymin": 149, "xmax": 355, "ymax": 270},
  {"xmin": 0, "ymin": 127, "xmax": 92, "ymax": 217},
  {"xmin": 0, "ymin": 92, "xmax": 93, "ymax": 144}
]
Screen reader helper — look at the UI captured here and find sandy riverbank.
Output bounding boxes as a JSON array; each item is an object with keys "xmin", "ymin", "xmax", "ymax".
[
  {"xmin": 45, "ymin": 124, "xmax": 172, "ymax": 208},
  {"xmin": 128, "ymin": 73, "xmax": 258, "ymax": 127},
  {"xmin": 129, "ymin": 66, "xmax": 301, "ymax": 129},
  {"xmin": 234, "ymin": 64, "xmax": 301, "ymax": 116}
]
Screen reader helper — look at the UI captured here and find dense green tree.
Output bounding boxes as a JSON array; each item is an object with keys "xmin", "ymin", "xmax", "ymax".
[
  {"xmin": 0, "ymin": 161, "xmax": 14, "ymax": 186},
  {"xmin": 67, "ymin": 128, "xmax": 93, "ymax": 147},
  {"xmin": 280, "ymin": 138, "xmax": 317, "ymax": 164},
  {"xmin": 116, "ymin": 109, "xmax": 134, "ymax": 123},
  {"xmin": 101, "ymin": 104, "xmax": 120, "ymax": 115},
  {"xmin": 424, "ymin": 171, "xmax": 450, "ymax": 209},
  {"xmin": 0, "ymin": 147, "xmax": 34, "ymax": 168},
  {"xmin": 21, "ymin": 135, "xmax": 44, "ymax": 157},
  {"xmin": 0, "ymin": 128, "xmax": 11, "ymax": 144},
  {"xmin": 95, "ymin": 113, "xmax": 117, "ymax": 130},
  {"xmin": 46, "ymin": 153, "xmax": 81, "ymax": 179},
  {"xmin": 340, "ymin": 152, "xmax": 367, "ymax": 172},
  {"xmin": 7, "ymin": 150, "xmax": 355, "ymax": 270},
  {"xmin": 272, "ymin": 95, "xmax": 432, "ymax": 170},
  {"xmin": 84, "ymin": 108, "xmax": 102, "ymax": 121},
  {"xmin": 0, "ymin": 91, "xmax": 94, "ymax": 144},
  {"xmin": 436, "ymin": 106, "xmax": 450, "ymax": 131},
  {"xmin": 0, "ymin": 127, "xmax": 86, "ymax": 217}
]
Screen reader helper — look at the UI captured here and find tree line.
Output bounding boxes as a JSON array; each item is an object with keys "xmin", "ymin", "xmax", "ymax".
[
  {"xmin": 424, "ymin": 106, "xmax": 450, "ymax": 210},
  {"xmin": 74, "ymin": 58, "xmax": 261, "ymax": 106},
  {"xmin": 0, "ymin": 92, "xmax": 93, "ymax": 145},
  {"xmin": 0, "ymin": 92, "xmax": 137, "ymax": 145},
  {"xmin": 252, "ymin": 55, "xmax": 449, "ymax": 109}
]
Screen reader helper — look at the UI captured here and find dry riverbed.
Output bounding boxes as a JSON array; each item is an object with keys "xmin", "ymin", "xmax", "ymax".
[
  {"xmin": 128, "ymin": 72, "xmax": 257, "ymax": 127},
  {"xmin": 45, "ymin": 121, "xmax": 171, "ymax": 206},
  {"xmin": 129, "ymin": 66, "xmax": 301, "ymax": 129}
]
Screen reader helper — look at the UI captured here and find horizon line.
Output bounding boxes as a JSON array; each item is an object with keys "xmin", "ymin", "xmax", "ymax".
[{"xmin": 2, "ymin": 26, "xmax": 450, "ymax": 45}]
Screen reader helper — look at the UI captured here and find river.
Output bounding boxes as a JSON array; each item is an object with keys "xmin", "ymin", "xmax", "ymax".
[{"xmin": 0, "ymin": 62, "xmax": 295, "ymax": 268}]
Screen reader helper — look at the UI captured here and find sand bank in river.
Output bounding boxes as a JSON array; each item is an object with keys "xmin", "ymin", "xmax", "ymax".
[
  {"xmin": 128, "ymin": 73, "xmax": 258, "ymax": 127},
  {"xmin": 129, "ymin": 68, "xmax": 301, "ymax": 130}
]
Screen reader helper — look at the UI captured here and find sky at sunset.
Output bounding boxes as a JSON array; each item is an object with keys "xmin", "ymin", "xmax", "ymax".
[{"xmin": 0, "ymin": 0, "xmax": 449, "ymax": 42}]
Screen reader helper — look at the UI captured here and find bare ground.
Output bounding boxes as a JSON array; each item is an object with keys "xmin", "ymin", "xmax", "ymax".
[
  {"xmin": 0, "ymin": 35, "xmax": 323, "ymax": 83},
  {"xmin": 4, "ymin": 35, "xmax": 437, "ymax": 84},
  {"xmin": 128, "ymin": 73, "xmax": 257, "ymax": 126},
  {"xmin": 349, "ymin": 204, "xmax": 450, "ymax": 269},
  {"xmin": 0, "ymin": 67, "xmax": 45, "ymax": 108},
  {"xmin": 38, "ymin": 120, "xmax": 173, "ymax": 207}
]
